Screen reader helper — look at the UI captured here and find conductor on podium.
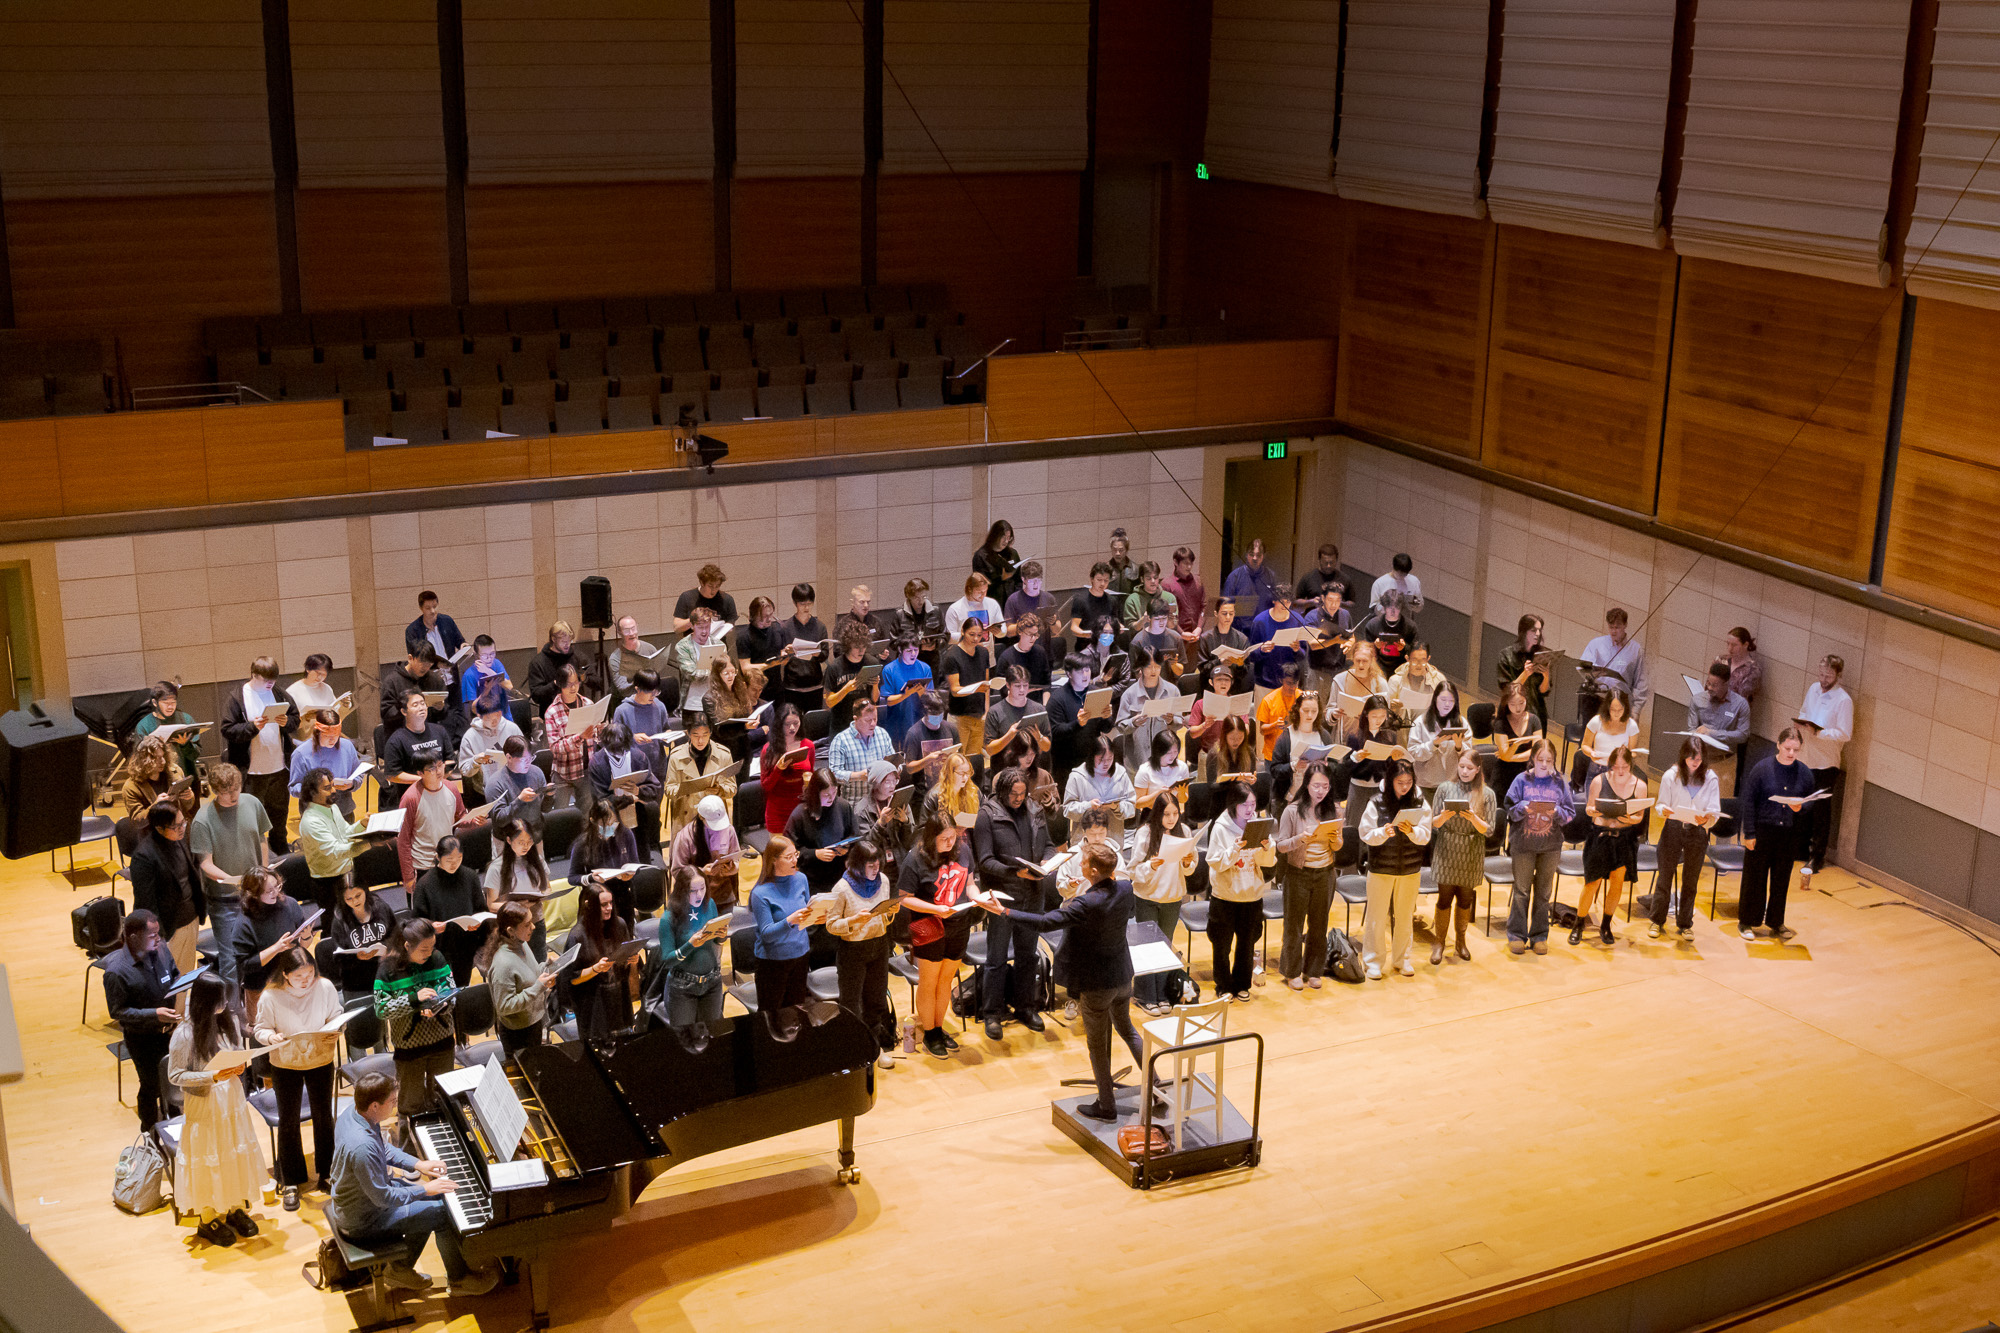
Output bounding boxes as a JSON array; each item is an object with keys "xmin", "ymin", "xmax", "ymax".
[{"xmin": 994, "ymin": 844, "xmax": 1163, "ymax": 1122}]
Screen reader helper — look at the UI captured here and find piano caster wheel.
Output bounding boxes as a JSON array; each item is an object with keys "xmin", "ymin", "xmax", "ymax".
[{"xmin": 836, "ymin": 1167, "xmax": 859, "ymax": 1185}]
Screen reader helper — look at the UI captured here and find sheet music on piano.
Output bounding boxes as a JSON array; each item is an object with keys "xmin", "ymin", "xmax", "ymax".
[{"xmin": 437, "ymin": 1059, "xmax": 532, "ymax": 1165}]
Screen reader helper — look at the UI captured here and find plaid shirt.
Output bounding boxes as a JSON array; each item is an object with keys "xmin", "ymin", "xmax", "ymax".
[
  {"xmin": 827, "ymin": 722, "xmax": 894, "ymax": 803},
  {"xmin": 543, "ymin": 695, "xmax": 591, "ymax": 782}
]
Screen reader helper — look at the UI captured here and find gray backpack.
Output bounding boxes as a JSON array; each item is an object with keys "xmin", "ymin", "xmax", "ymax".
[
  {"xmin": 1323, "ymin": 929, "xmax": 1366, "ymax": 985},
  {"xmin": 112, "ymin": 1130, "xmax": 168, "ymax": 1214}
]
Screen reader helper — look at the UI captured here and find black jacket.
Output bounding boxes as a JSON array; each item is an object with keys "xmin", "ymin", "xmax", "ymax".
[
  {"xmin": 220, "ymin": 688, "xmax": 300, "ymax": 770},
  {"xmin": 786, "ymin": 798, "xmax": 858, "ymax": 894},
  {"xmin": 1010, "ymin": 876, "xmax": 1135, "ymax": 992},
  {"xmin": 971, "ymin": 796, "xmax": 1054, "ymax": 911},
  {"xmin": 234, "ymin": 895, "xmax": 310, "ymax": 990},
  {"xmin": 130, "ymin": 833, "xmax": 202, "ymax": 935},
  {"xmin": 526, "ymin": 644, "xmax": 577, "ymax": 713},
  {"xmin": 588, "ymin": 742, "xmax": 665, "ymax": 806},
  {"xmin": 405, "ymin": 613, "xmax": 465, "ymax": 661},
  {"xmin": 380, "ymin": 662, "xmax": 451, "ymax": 729},
  {"xmin": 103, "ymin": 945, "xmax": 178, "ymax": 1032}
]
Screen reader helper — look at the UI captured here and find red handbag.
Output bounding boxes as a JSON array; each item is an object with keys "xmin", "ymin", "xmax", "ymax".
[{"xmin": 909, "ymin": 862, "xmax": 970, "ymax": 947}]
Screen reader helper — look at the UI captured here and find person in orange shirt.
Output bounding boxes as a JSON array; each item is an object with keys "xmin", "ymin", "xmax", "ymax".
[{"xmin": 1254, "ymin": 663, "xmax": 1303, "ymax": 760}]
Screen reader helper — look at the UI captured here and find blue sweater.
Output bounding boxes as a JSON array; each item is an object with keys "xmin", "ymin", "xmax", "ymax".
[
  {"xmin": 1246, "ymin": 609, "xmax": 1306, "ymax": 688},
  {"xmin": 750, "ymin": 872, "xmax": 811, "ymax": 960},
  {"xmin": 1504, "ymin": 771, "xmax": 1576, "ymax": 853},
  {"xmin": 1738, "ymin": 756, "xmax": 1816, "ymax": 842}
]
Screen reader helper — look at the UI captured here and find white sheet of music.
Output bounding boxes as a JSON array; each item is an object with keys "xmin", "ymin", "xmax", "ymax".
[{"xmin": 471, "ymin": 1054, "xmax": 529, "ymax": 1162}]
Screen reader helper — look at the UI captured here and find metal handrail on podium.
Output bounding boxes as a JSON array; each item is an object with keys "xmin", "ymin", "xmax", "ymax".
[{"xmin": 1133, "ymin": 1031, "xmax": 1264, "ymax": 1190}]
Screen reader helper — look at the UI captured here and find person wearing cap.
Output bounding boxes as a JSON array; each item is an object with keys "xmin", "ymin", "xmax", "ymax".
[
  {"xmin": 828, "ymin": 700, "xmax": 895, "ymax": 805},
  {"xmin": 289, "ymin": 709, "xmax": 365, "ymax": 819},
  {"xmin": 456, "ymin": 689, "xmax": 524, "ymax": 803},
  {"xmin": 670, "ymin": 795, "xmax": 743, "ymax": 908}
]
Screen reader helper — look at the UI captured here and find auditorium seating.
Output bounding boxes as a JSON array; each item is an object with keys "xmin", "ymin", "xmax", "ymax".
[
  {"xmin": 0, "ymin": 334, "xmax": 116, "ymax": 418},
  {"xmin": 203, "ymin": 281, "xmax": 993, "ymax": 445}
]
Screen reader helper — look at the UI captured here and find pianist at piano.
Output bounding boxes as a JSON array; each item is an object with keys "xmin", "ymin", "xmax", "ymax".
[{"xmin": 326, "ymin": 1069, "xmax": 500, "ymax": 1298}]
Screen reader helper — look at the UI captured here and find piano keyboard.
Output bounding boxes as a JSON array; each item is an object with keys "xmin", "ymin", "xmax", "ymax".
[{"xmin": 414, "ymin": 1119, "xmax": 494, "ymax": 1231}]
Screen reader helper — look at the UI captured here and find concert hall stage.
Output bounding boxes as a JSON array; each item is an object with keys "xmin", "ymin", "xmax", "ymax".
[{"xmin": 8, "ymin": 862, "xmax": 1997, "ymax": 1332}]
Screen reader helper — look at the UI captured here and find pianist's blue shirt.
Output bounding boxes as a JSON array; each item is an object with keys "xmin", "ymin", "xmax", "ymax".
[
  {"xmin": 750, "ymin": 871, "xmax": 811, "ymax": 961},
  {"xmin": 328, "ymin": 1106, "xmax": 428, "ymax": 1235}
]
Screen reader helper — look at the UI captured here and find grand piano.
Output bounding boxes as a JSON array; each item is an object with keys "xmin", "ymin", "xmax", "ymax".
[{"xmin": 409, "ymin": 1001, "xmax": 878, "ymax": 1328}]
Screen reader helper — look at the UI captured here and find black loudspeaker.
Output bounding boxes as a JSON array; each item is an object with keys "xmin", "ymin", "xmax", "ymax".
[
  {"xmin": 0, "ymin": 704, "xmax": 91, "ymax": 858},
  {"xmin": 580, "ymin": 576, "xmax": 614, "ymax": 630}
]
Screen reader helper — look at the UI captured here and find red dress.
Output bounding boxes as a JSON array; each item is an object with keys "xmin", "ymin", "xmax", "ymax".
[{"xmin": 759, "ymin": 738, "xmax": 816, "ymax": 837}]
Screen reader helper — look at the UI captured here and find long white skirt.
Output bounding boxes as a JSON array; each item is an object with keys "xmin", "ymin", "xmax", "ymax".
[{"xmin": 176, "ymin": 1077, "xmax": 268, "ymax": 1217}]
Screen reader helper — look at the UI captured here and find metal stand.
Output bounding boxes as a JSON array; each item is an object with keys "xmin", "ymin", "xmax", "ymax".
[{"xmin": 1051, "ymin": 1032, "xmax": 1264, "ymax": 1189}]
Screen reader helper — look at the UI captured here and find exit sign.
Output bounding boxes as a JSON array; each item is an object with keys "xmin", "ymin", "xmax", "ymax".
[
  {"xmin": 1196, "ymin": 163, "xmax": 1210, "ymax": 180},
  {"xmin": 1265, "ymin": 440, "xmax": 1287, "ymax": 460}
]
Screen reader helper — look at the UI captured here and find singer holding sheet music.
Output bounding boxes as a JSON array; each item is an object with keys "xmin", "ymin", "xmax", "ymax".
[
  {"xmin": 543, "ymin": 664, "xmax": 603, "ymax": 813},
  {"xmin": 120, "ymin": 735, "xmax": 199, "ymax": 824},
  {"xmin": 1736, "ymin": 728, "xmax": 1816, "ymax": 943},
  {"xmin": 825, "ymin": 841, "xmax": 901, "ymax": 1065},
  {"xmin": 1428, "ymin": 749, "xmax": 1493, "ymax": 964},
  {"xmin": 1359, "ymin": 760, "xmax": 1433, "ymax": 979},
  {"xmin": 564, "ymin": 884, "xmax": 635, "ymax": 1041},
  {"xmin": 134, "ymin": 680, "xmax": 206, "ymax": 786},
  {"xmin": 1796, "ymin": 654, "xmax": 1853, "ymax": 883},
  {"xmin": 103, "ymin": 909, "xmax": 179, "ymax": 1132},
  {"xmin": 483, "ymin": 902, "xmax": 553, "ymax": 1051},
  {"xmin": 168, "ymin": 973, "xmax": 268, "ymax": 1249},
  {"xmin": 1405, "ymin": 681, "xmax": 1467, "ymax": 796},
  {"xmin": 221, "ymin": 655, "xmax": 299, "ymax": 855},
  {"xmin": 1116, "ymin": 648, "xmax": 1183, "ymax": 770},
  {"xmin": 1572, "ymin": 747, "xmax": 1648, "ymax": 946},
  {"xmin": 253, "ymin": 947, "xmax": 343, "ymax": 1209},
  {"xmin": 1205, "ymin": 782, "xmax": 1276, "ymax": 1001},
  {"xmin": 653, "ymin": 865, "xmax": 733, "ymax": 1028},
  {"xmin": 1275, "ymin": 766, "xmax": 1342, "ymax": 989},
  {"xmin": 329, "ymin": 882, "xmax": 394, "ymax": 1051},
  {"xmin": 374, "ymin": 919, "xmax": 458, "ymax": 1140},
  {"xmin": 1505, "ymin": 740, "xmax": 1573, "ymax": 954},
  {"xmin": 233, "ymin": 865, "xmax": 317, "ymax": 1021},
  {"xmin": 1269, "ymin": 688, "xmax": 1339, "ymax": 804},
  {"xmin": 416, "ymin": 836, "xmax": 491, "ymax": 985},
  {"xmin": 901, "ymin": 818, "xmax": 984, "ymax": 1057},
  {"xmin": 1686, "ymin": 663, "xmax": 1750, "ymax": 794},
  {"xmin": 750, "ymin": 836, "xmax": 813, "ymax": 1013},
  {"xmin": 1652, "ymin": 739, "xmax": 1719, "ymax": 938},
  {"xmin": 971, "ymin": 767, "xmax": 1058, "ymax": 1038},
  {"xmin": 1127, "ymin": 792, "xmax": 1198, "ymax": 992},
  {"xmin": 1496, "ymin": 614, "xmax": 1553, "ymax": 725},
  {"xmin": 776, "ymin": 584, "xmax": 829, "ymax": 715},
  {"xmin": 759, "ymin": 704, "xmax": 816, "ymax": 835},
  {"xmin": 788, "ymin": 768, "xmax": 860, "ymax": 895}
]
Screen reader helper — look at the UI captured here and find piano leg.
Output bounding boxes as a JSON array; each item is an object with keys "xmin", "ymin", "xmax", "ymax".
[
  {"xmin": 527, "ymin": 1254, "xmax": 554, "ymax": 1330},
  {"xmin": 835, "ymin": 1115, "xmax": 859, "ymax": 1185}
]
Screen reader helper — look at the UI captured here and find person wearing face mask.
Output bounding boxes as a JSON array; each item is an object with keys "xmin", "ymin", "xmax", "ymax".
[
  {"xmin": 395, "ymin": 758, "xmax": 475, "ymax": 890},
  {"xmin": 587, "ymin": 720, "xmax": 665, "ymax": 861},
  {"xmin": 253, "ymin": 947, "xmax": 343, "ymax": 1210},
  {"xmin": 103, "ymin": 909, "xmax": 183, "ymax": 1132},
  {"xmin": 786, "ymin": 767, "xmax": 859, "ymax": 896},
  {"xmin": 289, "ymin": 709, "xmax": 364, "ymax": 818},
  {"xmin": 457, "ymin": 689, "xmax": 524, "ymax": 802},
  {"xmin": 1205, "ymin": 781, "xmax": 1276, "ymax": 1002},
  {"xmin": 460, "ymin": 634, "xmax": 512, "ymax": 712},
  {"xmin": 1737, "ymin": 727, "xmax": 1816, "ymax": 943},
  {"xmin": 1505, "ymin": 739, "xmax": 1575, "ymax": 955},
  {"xmin": 824, "ymin": 841, "xmax": 900, "ymax": 1067},
  {"xmin": 568, "ymin": 792, "xmax": 660, "ymax": 920},
  {"xmin": 898, "ymin": 691, "xmax": 956, "ymax": 805},
  {"xmin": 486, "ymin": 736, "xmax": 549, "ymax": 842},
  {"xmin": 526, "ymin": 620, "xmax": 579, "ymax": 714},
  {"xmin": 1116, "ymin": 647, "xmax": 1183, "ymax": 772},
  {"xmin": 1003, "ymin": 559, "xmax": 1055, "ymax": 629},
  {"xmin": 481, "ymin": 901, "xmax": 555, "ymax": 1052},
  {"xmin": 996, "ymin": 609, "xmax": 1052, "ymax": 691},
  {"xmin": 413, "ymin": 835, "xmax": 488, "ymax": 986},
  {"xmin": 1086, "ymin": 618, "xmax": 1124, "ymax": 688},
  {"xmin": 665, "ymin": 716, "xmax": 736, "ymax": 834},
  {"xmin": 877, "ymin": 631, "xmax": 935, "ymax": 747}
]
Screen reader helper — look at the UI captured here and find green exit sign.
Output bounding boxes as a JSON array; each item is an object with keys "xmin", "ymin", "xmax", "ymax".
[
  {"xmin": 1265, "ymin": 440, "xmax": 1287, "ymax": 460},
  {"xmin": 1196, "ymin": 162, "xmax": 1210, "ymax": 180}
]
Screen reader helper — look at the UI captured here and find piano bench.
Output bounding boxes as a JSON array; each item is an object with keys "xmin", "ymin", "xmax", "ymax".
[{"xmin": 331, "ymin": 1229, "xmax": 417, "ymax": 1333}]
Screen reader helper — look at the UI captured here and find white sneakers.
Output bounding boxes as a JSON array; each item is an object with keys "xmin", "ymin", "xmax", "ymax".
[
  {"xmin": 1647, "ymin": 923, "xmax": 1662, "ymax": 939},
  {"xmin": 876, "ymin": 1050, "xmax": 895, "ymax": 1070},
  {"xmin": 1398, "ymin": 962, "xmax": 1415, "ymax": 977},
  {"xmin": 1365, "ymin": 964, "xmax": 1382, "ymax": 981},
  {"xmin": 1740, "ymin": 928, "xmax": 1756, "ymax": 941}
]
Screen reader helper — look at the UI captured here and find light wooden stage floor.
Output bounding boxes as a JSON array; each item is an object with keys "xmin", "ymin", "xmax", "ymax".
[{"xmin": 6, "ymin": 859, "xmax": 2000, "ymax": 1333}]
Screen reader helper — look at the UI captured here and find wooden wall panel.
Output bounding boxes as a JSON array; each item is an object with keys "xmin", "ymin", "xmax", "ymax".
[
  {"xmin": 547, "ymin": 429, "xmax": 675, "ymax": 477},
  {"xmin": 1183, "ymin": 179, "xmax": 1341, "ymax": 336},
  {"xmin": 1884, "ymin": 298, "xmax": 2000, "ymax": 626},
  {"xmin": 368, "ymin": 436, "xmax": 535, "ymax": 489},
  {"xmin": 1480, "ymin": 226, "xmax": 1675, "ymax": 511},
  {"xmin": 201, "ymin": 402, "xmax": 352, "ymax": 503},
  {"xmin": 731, "ymin": 178, "xmax": 862, "ymax": 291},
  {"xmin": 826, "ymin": 406, "xmax": 977, "ymax": 454},
  {"xmin": 877, "ymin": 172, "xmax": 1079, "ymax": 348},
  {"xmin": 296, "ymin": 188, "xmax": 452, "ymax": 311},
  {"xmin": 0, "ymin": 421, "xmax": 65, "ymax": 521},
  {"xmin": 464, "ymin": 181, "xmax": 713, "ymax": 303},
  {"xmin": 58, "ymin": 413, "xmax": 208, "ymax": 515},
  {"xmin": 986, "ymin": 340, "xmax": 1334, "ymax": 441},
  {"xmin": 1095, "ymin": 0, "xmax": 1202, "ymax": 166},
  {"xmin": 1335, "ymin": 201, "xmax": 1493, "ymax": 458},
  {"xmin": 1657, "ymin": 258, "xmax": 1898, "ymax": 580},
  {"xmin": 6, "ymin": 192, "xmax": 280, "ymax": 388}
]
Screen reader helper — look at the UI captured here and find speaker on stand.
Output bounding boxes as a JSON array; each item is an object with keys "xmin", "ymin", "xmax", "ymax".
[
  {"xmin": 580, "ymin": 576, "xmax": 613, "ymax": 694},
  {"xmin": 0, "ymin": 703, "xmax": 93, "ymax": 868}
]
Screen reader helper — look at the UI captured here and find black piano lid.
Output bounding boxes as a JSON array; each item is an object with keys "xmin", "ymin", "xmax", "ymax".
[
  {"xmin": 512, "ymin": 1041, "xmax": 657, "ymax": 1174},
  {"xmin": 601, "ymin": 1006, "xmax": 880, "ymax": 1134}
]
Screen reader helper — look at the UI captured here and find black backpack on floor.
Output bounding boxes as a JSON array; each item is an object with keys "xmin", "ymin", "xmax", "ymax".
[
  {"xmin": 1324, "ymin": 929, "xmax": 1366, "ymax": 984},
  {"xmin": 73, "ymin": 894, "xmax": 124, "ymax": 952}
]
